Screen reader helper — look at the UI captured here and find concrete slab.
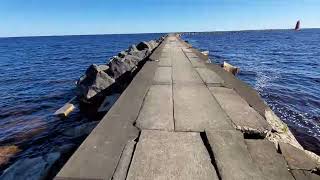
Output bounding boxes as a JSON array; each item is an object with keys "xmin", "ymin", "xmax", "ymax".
[
  {"xmin": 172, "ymin": 66, "xmax": 203, "ymax": 84},
  {"xmin": 279, "ymin": 142, "xmax": 318, "ymax": 170},
  {"xmin": 209, "ymin": 87, "xmax": 271, "ymax": 133},
  {"xmin": 185, "ymin": 52, "xmax": 198, "ymax": 58},
  {"xmin": 245, "ymin": 139, "xmax": 295, "ymax": 180},
  {"xmin": 112, "ymin": 141, "xmax": 136, "ymax": 180},
  {"xmin": 173, "ymin": 84, "xmax": 233, "ymax": 131},
  {"xmin": 55, "ymin": 62, "xmax": 158, "ymax": 180},
  {"xmin": 158, "ymin": 57, "xmax": 172, "ymax": 67},
  {"xmin": 136, "ymin": 85, "xmax": 174, "ymax": 131},
  {"xmin": 126, "ymin": 130, "xmax": 219, "ymax": 180},
  {"xmin": 188, "ymin": 57, "xmax": 206, "ymax": 68},
  {"xmin": 206, "ymin": 130, "xmax": 266, "ymax": 180},
  {"xmin": 153, "ymin": 67, "xmax": 172, "ymax": 85},
  {"xmin": 196, "ymin": 68, "xmax": 224, "ymax": 85},
  {"xmin": 290, "ymin": 170, "xmax": 320, "ymax": 180}
]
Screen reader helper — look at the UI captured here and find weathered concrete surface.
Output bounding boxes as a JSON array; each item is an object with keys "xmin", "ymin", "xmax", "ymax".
[
  {"xmin": 196, "ymin": 67, "xmax": 224, "ymax": 85},
  {"xmin": 206, "ymin": 130, "xmax": 266, "ymax": 180},
  {"xmin": 172, "ymin": 49, "xmax": 203, "ymax": 84},
  {"xmin": 279, "ymin": 142, "xmax": 318, "ymax": 170},
  {"xmin": 245, "ymin": 139, "xmax": 295, "ymax": 180},
  {"xmin": 136, "ymin": 85, "xmax": 174, "ymax": 131},
  {"xmin": 188, "ymin": 57, "xmax": 206, "ymax": 68},
  {"xmin": 173, "ymin": 84, "xmax": 233, "ymax": 131},
  {"xmin": 153, "ymin": 66, "xmax": 172, "ymax": 84},
  {"xmin": 290, "ymin": 170, "xmax": 320, "ymax": 180},
  {"xmin": 209, "ymin": 87, "xmax": 271, "ymax": 133},
  {"xmin": 126, "ymin": 130, "xmax": 219, "ymax": 180},
  {"xmin": 205, "ymin": 63, "xmax": 269, "ymax": 118},
  {"xmin": 112, "ymin": 141, "xmax": 136, "ymax": 180},
  {"xmin": 158, "ymin": 57, "xmax": 172, "ymax": 67},
  {"xmin": 55, "ymin": 62, "xmax": 157, "ymax": 180}
]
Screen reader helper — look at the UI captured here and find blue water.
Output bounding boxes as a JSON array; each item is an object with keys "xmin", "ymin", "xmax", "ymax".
[
  {"xmin": 0, "ymin": 31, "xmax": 319, "ymax": 176},
  {"xmin": 183, "ymin": 29, "xmax": 320, "ymax": 154},
  {"xmin": 0, "ymin": 33, "xmax": 163, "ymax": 173}
]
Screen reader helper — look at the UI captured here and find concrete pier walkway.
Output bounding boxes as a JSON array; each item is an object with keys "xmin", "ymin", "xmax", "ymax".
[{"xmin": 55, "ymin": 35, "xmax": 319, "ymax": 180}]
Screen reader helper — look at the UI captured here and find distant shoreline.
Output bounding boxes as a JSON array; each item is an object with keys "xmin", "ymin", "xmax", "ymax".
[{"xmin": 1, "ymin": 28, "xmax": 319, "ymax": 38}]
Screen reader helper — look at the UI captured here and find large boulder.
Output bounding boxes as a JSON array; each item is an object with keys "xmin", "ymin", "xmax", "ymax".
[
  {"xmin": 128, "ymin": 49, "xmax": 148, "ymax": 59},
  {"xmin": 108, "ymin": 56, "xmax": 134, "ymax": 79},
  {"xmin": 77, "ymin": 64, "xmax": 115, "ymax": 99},
  {"xmin": 136, "ymin": 41, "xmax": 152, "ymax": 51},
  {"xmin": 0, "ymin": 153, "xmax": 60, "ymax": 180}
]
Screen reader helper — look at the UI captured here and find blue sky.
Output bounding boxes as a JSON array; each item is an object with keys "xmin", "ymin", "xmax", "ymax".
[{"xmin": 0, "ymin": 0, "xmax": 319, "ymax": 37}]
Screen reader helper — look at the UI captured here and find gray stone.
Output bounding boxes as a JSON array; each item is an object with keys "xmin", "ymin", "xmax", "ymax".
[
  {"xmin": 126, "ymin": 130, "xmax": 219, "ymax": 180},
  {"xmin": 136, "ymin": 41, "xmax": 151, "ymax": 51},
  {"xmin": 153, "ymin": 67, "xmax": 172, "ymax": 84},
  {"xmin": 1, "ymin": 153, "xmax": 60, "ymax": 180},
  {"xmin": 206, "ymin": 130, "xmax": 266, "ymax": 180},
  {"xmin": 173, "ymin": 84, "xmax": 233, "ymax": 131},
  {"xmin": 279, "ymin": 142, "xmax": 318, "ymax": 170},
  {"xmin": 196, "ymin": 68, "xmax": 224, "ymax": 85},
  {"xmin": 290, "ymin": 170, "xmax": 320, "ymax": 180},
  {"xmin": 98, "ymin": 93, "xmax": 121, "ymax": 112},
  {"xmin": 136, "ymin": 85, "xmax": 174, "ymax": 131},
  {"xmin": 76, "ymin": 65, "xmax": 115, "ymax": 99},
  {"xmin": 209, "ymin": 87, "xmax": 271, "ymax": 133},
  {"xmin": 62, "ymin": 122, "xmax": 98, "ymax": 138},
  {"xmin": 245, "ymin": 139, "xmax": 295, "ymax": 180},
  {"xmin": 108, "ymin": 56, "xmax": 134, "ymax": 79}
]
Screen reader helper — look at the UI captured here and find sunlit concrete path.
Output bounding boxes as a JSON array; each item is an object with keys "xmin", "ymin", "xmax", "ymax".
[{"xmin": 55, "ymin": 34, "xmax": 320, "ymax": 180}]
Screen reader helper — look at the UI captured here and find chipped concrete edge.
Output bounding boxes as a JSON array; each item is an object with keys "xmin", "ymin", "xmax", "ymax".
[{"xmin": 177, "ymin": 34, "xmax": 320, "ymax": 165}]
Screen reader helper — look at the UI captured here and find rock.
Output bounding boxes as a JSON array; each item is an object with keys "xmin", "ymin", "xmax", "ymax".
[
  {"xmin": 0, "ymin": 152, "xmax": 60, "ymax": 180},
  {"xmin": 136, "ymin": 41, "xmax": 151, "ymax": 51},
  {"xmin": 62, "ymin": 122, "xmax": 98, "ymax": 139},
  {"xmin": 98, "ymin": 93, "xmax": 121, "ymax": 113},
  {"xmin": 108, "ymin": 56, "xmax": 133, "ymax": 79},
  {"xmin": 51, "ymin": 144, "xmax": 76, "ymax": 155},
  {"xmin": 76, "ymin": 64, "xmax": 115, "ymax": 99},
  {"xmin": 118, "ymin": 51, "xmax": 128, "ymax": 58},
  {"xmin": 223, "ymin": 61, "xmax": 239, "ymax": 75},
  {"xmin": 128, "ymin": 44, "xmax": 138, "ymax": 52},
  {"xmin": 0, "ymin": 146, "xmax": 21, "ymax": 167},
  {"xmin": 128, "ymin": 49, "xmax": 148, "ymax": 59}
]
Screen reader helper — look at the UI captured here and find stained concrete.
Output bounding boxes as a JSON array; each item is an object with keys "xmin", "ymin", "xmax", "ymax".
[
  {"xmin": 173, "ymin": 84, "xmax": 233, "ymax": 131},
  {"xmin": 187, "ymin": 57, "xmax": 206, "ymax": 68},
  {"xmin": 158, "ymin": 57, "xmax": 172, "ymax": 67},
  {"xmin": 279, "ymin": 142, "xmax": 318, "ymax": 170},
  {"xmin": 196, "ymin": 67, "xmax": 224, "ymax": 85},
  {"xmin": 126, "ymin": 130, "xmax": 219, "ymax": 180},
  {"xmin": 290, "ymin": 170, "xmax": 320, "ymax": 180},
  {"xmin": 153, "ymin": 66, "xmax": 172, "ymax": 84},
  {"xmin": 245, "ymin": 139, "xmax": 295, "ymax": 180},
  {"xmin": 136, "ymin": 85, "xmax": 174, "ymax": 131},
  {"xmin": 206, "ymin": 130, "xmax": 266, "ymax": 180},
  {"xmin": 209, "ymin": 87, "xmax": 271, "ymax": 133}
]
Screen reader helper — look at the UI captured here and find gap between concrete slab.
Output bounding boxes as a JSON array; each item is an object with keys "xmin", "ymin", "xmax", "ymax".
[{"xmin": 200, "ymin": 132, "xmax": 222, "ymax": 180}]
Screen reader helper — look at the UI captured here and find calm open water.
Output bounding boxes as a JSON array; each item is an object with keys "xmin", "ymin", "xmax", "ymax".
[
  {"xmin": 183, "ymin": 29, "xmax": 320, "ymax": 154},
  {"xmin": 0, "ymin": 33, "xmax": 163, "ymax": 174}
]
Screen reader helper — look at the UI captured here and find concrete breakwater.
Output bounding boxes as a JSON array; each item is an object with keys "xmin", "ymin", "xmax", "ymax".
[
  {"xmin": 0, "ymin": 36, "xmax": 165, "ymax": 180},
  {"xmin": 54, "ymin": 34, "xmax": 320, "ymax": 180}
]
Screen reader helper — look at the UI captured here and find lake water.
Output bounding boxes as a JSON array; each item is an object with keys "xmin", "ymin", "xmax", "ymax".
[
  {"xmin": 183, "ymin": 29, "xmax": 320, "ymax": 154},
  {"xmin": 0, "ymin": 30, "xmax": 319, "ymax": 177},
  {"xmin": 0, "ymin": 33, "xmax": 163, "ymax": 176}
]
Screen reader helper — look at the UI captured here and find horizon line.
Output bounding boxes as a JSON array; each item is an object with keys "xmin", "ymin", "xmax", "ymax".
[{"xmin": 1, "ymin": 27, "xmax": 319, "ymax": 38}]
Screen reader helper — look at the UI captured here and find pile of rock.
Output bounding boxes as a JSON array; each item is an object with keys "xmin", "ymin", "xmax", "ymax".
[{"xmin": 76, "ymin": 39, "xmax": 163, "ymax": 101}]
